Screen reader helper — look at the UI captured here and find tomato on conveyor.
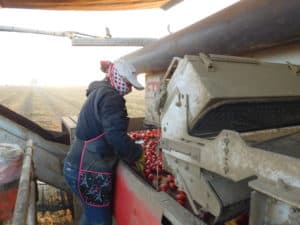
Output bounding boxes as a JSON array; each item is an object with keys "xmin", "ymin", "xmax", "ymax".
[{"xmin": 128, "ymin": 129, "xmax": 188, "ymax": 208}]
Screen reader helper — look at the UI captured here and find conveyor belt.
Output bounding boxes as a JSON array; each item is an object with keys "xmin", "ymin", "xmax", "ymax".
[
  {"xmin": 191, "ymin": 99, "xmax": 300, "ymax": 137},
  {"xmin": 0, "ymin": 104, "xmax": 68, "ymax": 144}
]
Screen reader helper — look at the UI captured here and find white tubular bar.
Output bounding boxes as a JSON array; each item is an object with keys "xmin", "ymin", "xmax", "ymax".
[
  {"xmin": 12, "ymin": 139, "xmax": 34, "ymax": 225},
  {"xmin": 26, "ymin": 180, "xmax": 37, "ymax": 225}
]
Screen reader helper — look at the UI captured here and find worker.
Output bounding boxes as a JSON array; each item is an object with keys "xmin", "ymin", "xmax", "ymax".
[{"xmin": 63, "ymin": 59, "xmax": 145, "ymax": 225}]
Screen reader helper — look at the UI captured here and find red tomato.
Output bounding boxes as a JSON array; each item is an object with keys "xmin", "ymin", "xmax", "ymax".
[
  {"xmin": 177, "ymin": 190, "xmax": 187, "ymax": 198},
  {"xmin": 169, "ymin": 181, "xmax": 176, "ymax": 190},
  {"xmin": 167, "ymin": 175, "xmax": 175, "ymax": 183},
  {"xmin": 148, "ymin": 174, "xmax": 154, "ymax": 182},
  {"xmin": 175, "ymin": 193, "xmax": 186, "ymax": 201},
  {"xmin": 157, "ymin": 175, "xmax": 162, "ymax": 181},
  {"xmin": 151, "ymin": 165, "xmax": 156, "ymax": 172},
  {"xmin": 144, "ymin": 168, "xmax": 151, "ymax": 175},
  {"xmin": 160, "ymin": 183, "xmax": 169, "ymax": 192}
]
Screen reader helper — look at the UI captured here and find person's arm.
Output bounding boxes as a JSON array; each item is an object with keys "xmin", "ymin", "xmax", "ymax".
[{"xmin": 100, "ymin": 92, "xmax": 142, "ymax": 163}]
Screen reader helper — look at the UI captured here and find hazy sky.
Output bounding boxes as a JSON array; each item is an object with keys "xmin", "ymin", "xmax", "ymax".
[{"xmin": 0, "ymin": 0, "xmax": 238, "ymax": 86}]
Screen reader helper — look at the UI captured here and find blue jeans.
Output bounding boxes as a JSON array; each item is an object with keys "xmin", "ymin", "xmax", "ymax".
[{"xmin": 63, "ymin": 161, "xmax": 112, "ymax": 225}]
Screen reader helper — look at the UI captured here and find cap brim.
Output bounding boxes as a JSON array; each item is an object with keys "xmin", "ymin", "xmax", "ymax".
[{"xmin": 126, "ymin": 75, "xmax": 144, "ymax": 90}]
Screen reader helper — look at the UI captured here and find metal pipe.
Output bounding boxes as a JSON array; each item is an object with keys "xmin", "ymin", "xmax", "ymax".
[
  {"xmin": 122, "ymin": 0, "xmax": 300, "ymax": 74},
  {"xmin": 0, "ymin": 25, "xmax": 98, "ymax": 39},
  {"xmin": 26, "ymin": 180, "xmax": 37, "ymax": 225},
  {"xmin": 12, "ymin": 139, "xmax": 33, "ymax": 225},
  {"xmin": 72, "ymin": 37, "xmax": 156, "ymax": 47}
]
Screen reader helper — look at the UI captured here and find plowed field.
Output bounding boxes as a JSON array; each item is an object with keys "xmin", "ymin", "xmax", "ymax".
[{"xmin": 0, "ymin": 85, "xmax": 145, "ymax": 131}]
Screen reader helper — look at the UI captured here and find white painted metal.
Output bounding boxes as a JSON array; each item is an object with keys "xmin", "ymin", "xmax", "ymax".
[
  {"xmin": 245, "ymin": 43, "xmax": 300, "ymax": 65},
  {"xmin": 72, "ymin": 37, "xmax": 156, "ymax": 47},
  {"xmin": 161, "ymin": 54, "xmax": 300, "ymax": 141},
  {"xmin": 160, "ymin": 54, "xmax": 300, "ymax": 222},
  {"xmin": 144, "ymin": 74, "xmax": 162, "ymax": 126},
  {"xmin": 27, "ymin": 180, "xmax": 37, "ymax": 225},
  {"xmin": 12, "ymin": 140, "xmax": 33, "ymax": 225}
]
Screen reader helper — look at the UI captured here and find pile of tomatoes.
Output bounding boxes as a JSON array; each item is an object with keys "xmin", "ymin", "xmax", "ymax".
[
  {"xmin": 129, "ymin": 129, "xmax": 249, "ymax": 224},
  {"xmin": 129, "ymin": 129, "xmax": 188, "ymax": 207}
]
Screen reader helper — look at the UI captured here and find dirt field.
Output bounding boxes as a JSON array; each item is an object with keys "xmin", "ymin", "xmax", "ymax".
[{"xmin": 0, "ymin": 85, "xmax": 145, "ymax": 131}]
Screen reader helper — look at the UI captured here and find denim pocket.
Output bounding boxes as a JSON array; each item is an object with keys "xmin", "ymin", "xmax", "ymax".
[{"xmin": 78, "ymin": 170, "xmax": 113, "ymax": 207}]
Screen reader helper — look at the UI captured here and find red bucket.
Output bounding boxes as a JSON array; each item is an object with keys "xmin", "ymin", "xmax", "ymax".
[
  {"xmin": 0, "ymin": 180, "xmax": 19, "ymax": 221},
  {"xmin": 0, "ymin": 143, "xmax": 23, "ymax": 222}
]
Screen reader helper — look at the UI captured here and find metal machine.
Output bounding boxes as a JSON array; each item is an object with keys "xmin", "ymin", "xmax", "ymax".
[{"xmin": 159, "ymin": 54, "xmax": 300, "ymax": 224}]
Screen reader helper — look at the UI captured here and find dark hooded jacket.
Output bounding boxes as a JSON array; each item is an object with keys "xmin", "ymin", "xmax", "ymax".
[{"xmin": 65, "ymin": 80, "xmax": 142, "ymax": 168}]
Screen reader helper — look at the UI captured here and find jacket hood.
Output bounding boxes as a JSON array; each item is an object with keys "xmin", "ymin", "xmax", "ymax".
[{"xmin": 86, "ymin": 80, "xmax": 112, "ymax": 96}]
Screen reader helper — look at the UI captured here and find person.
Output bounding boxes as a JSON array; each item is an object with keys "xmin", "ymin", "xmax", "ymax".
[{"xmin": 63, "ymin": 59, "xmax": 145, "ymax": 225}]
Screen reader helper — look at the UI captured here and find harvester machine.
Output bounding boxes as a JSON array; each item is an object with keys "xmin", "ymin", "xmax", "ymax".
[{"xmin": 158, "ymin": 54, "xmax": 300, "ymax": 224}]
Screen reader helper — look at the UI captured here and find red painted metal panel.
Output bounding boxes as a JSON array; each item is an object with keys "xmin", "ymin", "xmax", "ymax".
[
  {"xmin": 0, "ymin": 188, "xmax": 18, "ymax": 221},
  {"xmin": 114, "ymin": 164, "xmax": 161, "ymax": 225}
]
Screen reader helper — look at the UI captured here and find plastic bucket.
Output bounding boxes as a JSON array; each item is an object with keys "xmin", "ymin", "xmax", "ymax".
[{"xmin": 0, "ymin": 143, "xmax": 23, "ymax": 222}]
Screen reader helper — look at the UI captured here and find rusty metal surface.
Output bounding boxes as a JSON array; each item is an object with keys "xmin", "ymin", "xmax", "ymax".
[
  {"xmin": 0, "ymin": 0, "xmax": 170, "ymax": 10},
  {"xmin": 122, "ymin": 0, "xmax": 300, "ymax": 74},
  {"xmin": 0, "ymin": 104, "xmax": 68, "ymax": 144}
]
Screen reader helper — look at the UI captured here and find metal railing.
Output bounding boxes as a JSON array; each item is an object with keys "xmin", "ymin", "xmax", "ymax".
[{"xmin": 12, "ymin": 139, "xmax": 36, "ymax": 225}]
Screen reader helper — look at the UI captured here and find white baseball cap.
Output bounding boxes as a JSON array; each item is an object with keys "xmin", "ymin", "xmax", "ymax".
[{"xmin": 113, "ymin": 59, "xmax": 144, "ymax": 90}]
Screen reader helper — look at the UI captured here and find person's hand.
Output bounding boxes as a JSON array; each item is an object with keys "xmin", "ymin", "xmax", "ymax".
[{"xmin": 135, "ymin": 153, "xmax": 145, "ymax": 175}]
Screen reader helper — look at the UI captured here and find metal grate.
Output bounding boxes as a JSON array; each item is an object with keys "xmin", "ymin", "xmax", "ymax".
[{"xmin": 191, "ymin": 100, "xmax": 300, "ymax": 137}]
